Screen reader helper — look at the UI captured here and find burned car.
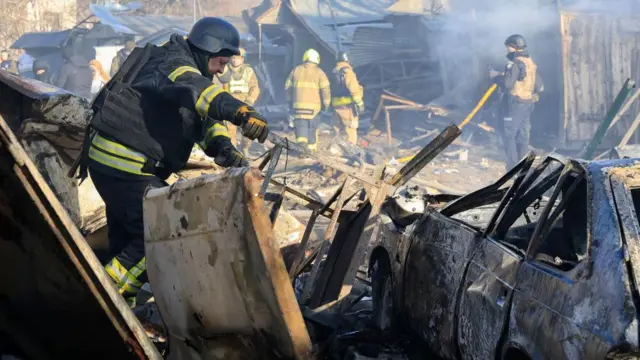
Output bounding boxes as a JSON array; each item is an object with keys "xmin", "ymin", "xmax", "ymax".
[{"xmin": 369, "ymin": 153, "xmax": 640, "ymax": 359}]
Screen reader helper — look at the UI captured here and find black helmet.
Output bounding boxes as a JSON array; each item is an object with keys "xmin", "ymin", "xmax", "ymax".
[
  {"xmin": 504, "ymin": 34, "xmax": 526, "ymax": 50},
  {"xmin": 337, "ymin": 51, "xmax": 348, "ymax": 63},
  {"xmin": 187, "ymin": 17, "xmax": 240, "ymax": 56}
]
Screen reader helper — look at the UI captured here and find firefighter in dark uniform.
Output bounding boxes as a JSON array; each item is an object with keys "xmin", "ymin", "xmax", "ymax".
[
  {"xmin": 490, "ymin": 34, "xmax": 544, "ymax": 169},
  {"xmin": 71, "ymin": 17, "xmax": 269, "ymax": 306}
]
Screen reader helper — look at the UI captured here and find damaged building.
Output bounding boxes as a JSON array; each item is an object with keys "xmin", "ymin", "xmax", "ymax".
[
  {"xmin": 5, "ymin": 0, "xmax": 640, "ymax": 359},
  {"xmin": 244, "ymin": 0, "xmax": 640, "ymax": 152}
]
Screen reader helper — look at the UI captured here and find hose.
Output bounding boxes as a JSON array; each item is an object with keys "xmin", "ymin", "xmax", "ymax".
[{"xmin": 459, "ymin": 83, "xmax": 498, "ymax": 129}]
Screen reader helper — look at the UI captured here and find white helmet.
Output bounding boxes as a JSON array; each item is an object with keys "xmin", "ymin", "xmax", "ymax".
[{"xmin": 303, "ymin": 48, "xmax": 320, "ymax": 64}]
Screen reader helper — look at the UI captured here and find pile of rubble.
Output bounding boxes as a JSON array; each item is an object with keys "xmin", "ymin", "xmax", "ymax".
[{"xmin": 0, "ymin": 71, "xmax": 509, "ymax": 360}]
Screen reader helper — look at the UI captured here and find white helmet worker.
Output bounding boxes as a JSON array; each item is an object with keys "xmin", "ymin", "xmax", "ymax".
[{"xmin": 303, "ymin": 48, "xmax": 320, "ymax": 65}]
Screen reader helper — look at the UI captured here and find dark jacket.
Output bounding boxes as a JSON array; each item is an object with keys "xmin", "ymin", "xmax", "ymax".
[
  {"xmin": 32, "ymin": 59, "xmax": 54, "ymax": 85},
  {"xmin": 55, "ymin": 47, "xmax": 92, "ymax": 99},
  {"xmin": 110, "ymin": 47, "xmax": 134, "ymax": 77},
  {"xmin": 89, "ymin": 34, "xmax": 246, "ymax": 177}
]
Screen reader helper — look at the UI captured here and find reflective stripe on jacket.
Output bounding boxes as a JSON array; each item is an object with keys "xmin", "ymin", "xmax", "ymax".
[
  {"xmin": 89, "ymin": 134, "xmax": 154, "ymax": 176},
  {"xmin": 88, "ymin": 34, "xmax": 246, "ymax": 178}
]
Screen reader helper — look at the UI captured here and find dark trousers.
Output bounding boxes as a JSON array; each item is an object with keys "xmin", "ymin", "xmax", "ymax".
[
  {"xmin": 294, "ymin": 117, "xmax": 318, "ymax": 148},
  {"xmin": 89, "ymin": 166, "xmax": 166, "ymax": 304},
  {"xmin": 501, "ymin": 100, "xmax": 534, "ymax": 169}
]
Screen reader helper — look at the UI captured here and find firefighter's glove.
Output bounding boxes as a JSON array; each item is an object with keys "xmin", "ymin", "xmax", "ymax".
[
  {"xmin": 204, "ymin": 135, "xmax": 247, "ymax": 168},
  {"xmin": 355, "ymin": 100, "xmax": 365, "ymax": 113},
  {"xmin": 235, "ymin": 105, "xmax": 269, "ymax": 143},
  {"xmin": 215, "ymin": 146, "xmax": 247, "ymax": 168}
]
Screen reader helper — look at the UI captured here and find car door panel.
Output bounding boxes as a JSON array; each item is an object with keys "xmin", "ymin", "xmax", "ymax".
[
  {"xmin": 506, "ymin": 168, "xmax": 634, "ymax": 360},
  {"xmin": 458, "ymin": 238, "xmax": 522, "ymax": 360},
  {"xmin": 509, "ymin": 261, "xmax": 614, "ymax": 360},
  {"xmin": 403, "ymin": 211, "xmax": 482, "ymax": 359}
]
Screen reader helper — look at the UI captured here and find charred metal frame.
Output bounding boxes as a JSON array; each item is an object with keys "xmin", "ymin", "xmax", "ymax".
[
  {"xmin": 259, "ymin": 126, "xmax": 462, "ymax": 310},
  {"xmin": 371, "ymin": 91, "xmax": 447, "ymax": 146}
]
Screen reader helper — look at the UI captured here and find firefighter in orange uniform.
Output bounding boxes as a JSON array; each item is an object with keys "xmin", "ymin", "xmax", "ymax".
[
  {"xmin": 285, "ymin": 48, "xmax": 331, "ymax": 151},
  {"xmin": 331, "ymin": 51, "xmax": 364, "ymax": 145}
]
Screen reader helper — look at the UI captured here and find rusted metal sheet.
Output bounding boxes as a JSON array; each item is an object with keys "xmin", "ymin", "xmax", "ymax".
[
  {"xmin": 0, "ymin": 111, "xmax": 160, "ymax": 359},
  {"xmin": 560, "ymin": 11, "xmax": 640, "ymax": 146},
  {"xmin": 143, "ymin": 168, "xmax": 313, "ymax": 360}
]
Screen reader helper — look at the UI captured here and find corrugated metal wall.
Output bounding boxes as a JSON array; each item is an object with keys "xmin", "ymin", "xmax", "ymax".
[{"xmin": 561, "ymin": 11, "xmax": 640, "ymax": 146}]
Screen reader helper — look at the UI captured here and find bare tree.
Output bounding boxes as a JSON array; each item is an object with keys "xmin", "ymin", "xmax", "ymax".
[{"xmin": 1, "ymin": 0, "xmax": 77, "ymax": 49}]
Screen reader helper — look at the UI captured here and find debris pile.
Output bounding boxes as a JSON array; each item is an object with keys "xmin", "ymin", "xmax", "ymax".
[{"xmin": 0, "ymin": 67, "xmax": 514, "ymax": 360}]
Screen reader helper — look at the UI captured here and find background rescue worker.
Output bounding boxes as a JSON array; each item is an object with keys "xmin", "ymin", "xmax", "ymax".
[
  {"xmin": 0, "ymin": 50, "xmax": 18, "ymax": 73},
  {"xmin": 285, "ymin": 48, "xmax": 330, "ymax": 151},
  {"xmin": 331, "ymin": 51, "xmax": 364, "ymax": 145},
  {"xmin": 218, "ymin": 47, "xmax": 260, "ymax": 156},
  {"xmin": 110, "ymin": 40, "xmax": 136, "ymax": 76},
  {"xmin": 55, "ymin": 40, "xmax": 92, "ymax": 99},
  {"xmin": 74, "ymin": 17, "xmax": 269, "ymax": 306},
  {"xmin": 32, "ymin": 58, "xmax": 54, "ymax": 85},
  {"xmin": 490, "ymin": 34, "xmax": 543, "ymax": 169}
]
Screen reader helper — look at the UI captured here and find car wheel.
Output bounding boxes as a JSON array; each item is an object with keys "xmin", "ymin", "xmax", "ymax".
[{"xmin": 371, "ymin": 256, "xmax": 393, "ymax": 330}]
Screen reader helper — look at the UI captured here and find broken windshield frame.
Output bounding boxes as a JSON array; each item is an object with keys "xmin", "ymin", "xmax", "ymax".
[
  {"xmin": 490, "ymin": 156, "xmax": 567, "ymax": 240},
  {"xmin": 525, "ymin": 161, "xmax": 587, "ymax": 259},
  {"xmin": 440, "ymin": 151, "xmax": 537, "ymax": 218}
]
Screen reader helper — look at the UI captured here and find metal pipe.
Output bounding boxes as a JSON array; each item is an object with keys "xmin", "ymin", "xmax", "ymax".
[
  {"xmin": 258, "ymin": 23, "xmax": 263, "ymax": 63},
  {"xmin": 328, "ymin": 0, "xmax": 342, "ymax": 53},
  {"xmin": 607, "ymin": 88, "xmax": 640, "ymax": 131},
  {"xmin": 583, "ymin": 78, "xmax": 636, "ymax": 159},
  {"xmin": 619, "ymin": 108, "xmax": 640, "ymax": 147}
]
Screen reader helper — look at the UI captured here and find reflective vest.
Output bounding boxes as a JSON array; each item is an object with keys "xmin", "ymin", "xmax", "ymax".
[
  {"xmin": 229, "ymin": 67, "xmax": 251, "ymax": 94},
  {"xmin": 511, "ymin": 56, "xmax": 537, "ymax": 101}
]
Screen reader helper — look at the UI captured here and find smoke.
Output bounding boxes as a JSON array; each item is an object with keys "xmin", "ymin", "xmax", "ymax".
[
  {"xmin": 430, "ymin": 0, "xmax": 640, "ymax": 130},
  {"xmin": 434, "ymin": 0, "xmax": 640, "ymax": 91},
  {"xmin": 561, "ymin": 0, "xmax": 640, "ymax": 13},
  {"xmin": 436, "ymin": 0, "xmax": 556, "ymax": 70}
]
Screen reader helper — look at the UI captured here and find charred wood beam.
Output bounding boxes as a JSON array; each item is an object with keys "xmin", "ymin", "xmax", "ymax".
[
  {"xmin": 269, "ymin": 179, "xmax": 334, "ymax": 218},
  {"xmin": 267, "ymin": 133, "xmax": 382, "ymax": 187},
  {"xmin": 301, "ymin": 177, "xmax": 353, "ymax": 304},
  {"xmin": 389, "ymin": 125, "xmax": 462, "ymax": 187}
]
